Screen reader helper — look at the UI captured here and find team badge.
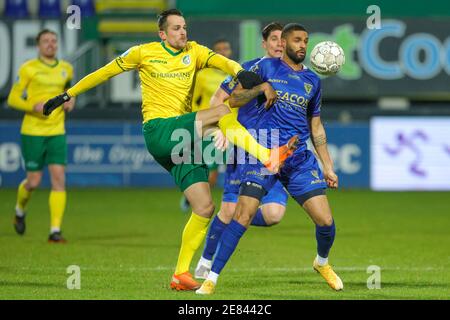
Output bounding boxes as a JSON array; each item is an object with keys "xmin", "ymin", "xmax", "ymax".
[
  {"xmin": 311, "ymin": 170, "xmax": 319, "ymax": 180},
  {"xmin": 304, "ymin": 83, "xmax": 313, "ymax": 94},
  {"xmin": 61, "ymin": 70, "xmax": 67, "ymax": 78},
  {"xmin": 182, "ymin": 55, "xmax": 191, "ymax": 65}
]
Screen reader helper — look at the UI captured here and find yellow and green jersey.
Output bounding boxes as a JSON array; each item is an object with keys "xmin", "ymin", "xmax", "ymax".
[
  {"xmin": 191, "ymin": 68, "xmax": 228, "ymax": 112},
  {"xmin": 7, "ymin": 58, "xmax": 73, "ymax": 136},
  {"xmin": 66, "ymin": 41, "xmax": 243, "ymax": 123}
]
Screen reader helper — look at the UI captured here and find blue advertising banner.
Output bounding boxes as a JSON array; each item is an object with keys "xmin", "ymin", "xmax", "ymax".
[{"xmin": 0, "ymin": 121, "xmax": 370, "ymax": 188}]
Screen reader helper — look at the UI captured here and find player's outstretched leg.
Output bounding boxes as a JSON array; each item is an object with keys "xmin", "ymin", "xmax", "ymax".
[
  {"xmin": 195, "ymin": 105, "xmax": 298, "ymax": 173},
  {"xmin": 299, "ymin": 192, "xmax": 343, "ymax": 291},
  {"xmin": 197, "ymin": 184, "xmax": 264, "ymax": 295}
]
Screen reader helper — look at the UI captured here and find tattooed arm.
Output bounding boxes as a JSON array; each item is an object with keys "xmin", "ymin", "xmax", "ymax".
[
  {"xmin": 309, "ymin": 116, "xmax": 338, "ymax": 189},
  {"xmin": 229, "ymin": 82, "xmax": 277, "ymax": 109}
]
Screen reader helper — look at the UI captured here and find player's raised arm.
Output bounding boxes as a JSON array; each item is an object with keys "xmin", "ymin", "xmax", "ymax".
[
  {"xmin": 229, "ymin": 82, "xmax": 277, "ymax": 109},
  {"xmin": 43, "ymin": 45, "xmax": 141, "ymax": 116},
  {"xmin": 309, "ymin": 116, "xmax": 338, "ymax": 189}
]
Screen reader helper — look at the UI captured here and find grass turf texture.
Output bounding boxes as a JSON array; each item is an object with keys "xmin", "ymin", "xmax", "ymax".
[{"xmin": 0, "ymin": 188, "xmax": 449, "ymax": 300}]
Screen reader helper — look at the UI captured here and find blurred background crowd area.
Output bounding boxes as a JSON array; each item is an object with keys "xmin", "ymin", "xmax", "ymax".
[{"xmin": 0, "ymin": 0, "xmax": 449, "ymax": 190}]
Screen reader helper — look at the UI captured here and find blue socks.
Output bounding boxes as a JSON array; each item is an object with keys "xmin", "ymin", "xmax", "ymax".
[
  {"xmin": 211, "ymin": 220, "xmax": 247, "ymax": 275},
  {"xmin": 250, "ymin": 208, "xmax": 267, "ymax": 226},
  {"xmin": 315, "ymin": 220, "xmax": 336, "ymax": 258},
  {"xmin": 202, "ymin": 215, "xmax": 228, "ymax": 260}
]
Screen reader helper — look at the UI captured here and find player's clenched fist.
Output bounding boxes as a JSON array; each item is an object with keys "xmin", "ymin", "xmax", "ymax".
[{"xmin": 43, "ymin": 92, "xmax": 71, "ymax": 116}]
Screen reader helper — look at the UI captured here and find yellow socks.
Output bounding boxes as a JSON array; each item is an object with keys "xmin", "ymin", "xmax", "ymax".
[
  {"xmin": 16, "ymin": 180, "xmax": 32, "ymax": 213},
  {"xmin": 175, "ymin": 213, "xmax": 211, "ymax": 275},
  {"xmin": 218, "ymin": 112, "xmax": 270, "ymax": 163},
  {"xmin": 49, "ymin": 190, "xmax": 66, "ymax": 232}
]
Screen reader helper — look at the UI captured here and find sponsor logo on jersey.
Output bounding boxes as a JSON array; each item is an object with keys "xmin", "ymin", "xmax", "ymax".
[
  {"xmin": 268, "ymin": 78, "xmax": 288, "ymax": 84},
  {"xmin": 149, "ymin": 59, "xmax": 167, "ymax": 64}
]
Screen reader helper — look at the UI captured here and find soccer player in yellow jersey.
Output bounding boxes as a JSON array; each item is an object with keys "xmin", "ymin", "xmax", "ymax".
[
  {"xmin": 42, "ymin": 9, "xmax": 298, "ymax": 290},
  {"xmin": 7, "ymin": 29, "xmax": 75, "ymax": 243},
  {"xmin": 180, "ymin": 39, "xmax": 233, "ymax": 212}
]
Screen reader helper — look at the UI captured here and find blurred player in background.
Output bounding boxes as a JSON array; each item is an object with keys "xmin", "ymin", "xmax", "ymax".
[
  {"xmin": 41, "ymin": 9, "xmax": 297, "ymax": 291},
  {"xmin": 195, "ymin": 22, "xmax": 291, "ymax": 279},
  {"xmin": 197, "ymin": 23, "xmax": 343, "ymax": 295},
  {"xmin": 180, "ymin": 39, "xmax": 234, "ymax": 212},
  {"xmin": 7, "ymin": 29, "xmax": 75, "ymax": 243}
]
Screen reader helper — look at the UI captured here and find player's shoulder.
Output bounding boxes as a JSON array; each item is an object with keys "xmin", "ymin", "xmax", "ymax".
[
  {"xmin": 59, "ymin": 59, "xmax": 73, "ymax": 69},
  {"xmin": 255, "ymin": 57, "xmax": 280, "ymax": 68},
  {"xmin": 242, "ymin": 57, "xmax": 263, "ymax": 70},
  {"xmin": 185, "ymin": 41, "xmax": 211, "ymax": 55},
  {"xmin": 302, "ymin": 66, "xmax": 321, "ymax": 84},
  {"xmin": 21, "ymin": 58, "xmax": 39, "ymax": 69}
]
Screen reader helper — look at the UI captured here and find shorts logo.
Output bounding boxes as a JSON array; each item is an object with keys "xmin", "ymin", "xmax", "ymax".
[
  {"xmin": 182, "ymin": 55, "xmax": 191, "ymax": 65},
  {"xmin": 311, "ymin": 170, "xmax": 319, "ymax": 179},
  {"xmin": 304, "ymin": 83, "xmax": 313, "ymax": 94}
]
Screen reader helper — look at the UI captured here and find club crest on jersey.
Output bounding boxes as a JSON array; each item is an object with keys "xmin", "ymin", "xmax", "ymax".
[
  {"xmin": 182, "ymin": 55, "xmax": 191, "ymax": 65},
  {"xmin": 61, "ymin": 70, "xmax": 67, "ymax": 78},
  {"xmin": 304, "ymin": 83, "xmax": 313, "ymax": 94}
]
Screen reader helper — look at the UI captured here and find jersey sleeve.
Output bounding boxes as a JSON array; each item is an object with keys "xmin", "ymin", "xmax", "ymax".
[
  {"xmin": 67, "ymin": 46, "xmax": 140, "ymax": 97},
  {"xmin": 114, "ymin": 45, "xmax": 142, "ymax": 71},
  {"xmin": 219, "ymin": 75, "xmax": 238, "ymax": 95},
  {"xmin": 7, "ymin": 64, "xmax": 33, "ymax": 112},
  {"xmin": 219, "ymin": 59, "xmax": 260, "ymax": 95},
  {"xmin": 307, "ymin": 80, "xmax": 322, "ymax": 117}
]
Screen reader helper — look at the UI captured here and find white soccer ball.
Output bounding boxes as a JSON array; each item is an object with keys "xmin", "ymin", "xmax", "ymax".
[{"xmin": 309, "ymin": 41, "xmax": 345, "ymax": 76}]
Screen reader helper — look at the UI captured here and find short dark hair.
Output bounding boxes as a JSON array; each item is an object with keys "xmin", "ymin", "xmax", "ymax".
[
  {"xmin": 158, "ymin": 8, "xmax": 184, "ymax": 31},
  {"xmin": 281, "ymin": 23, "xmax": 308, "ymax": 38},
  {"xmin": 262, "ymin": 22, "xmax": 283, "ymax": 41},
  {"xmin": 36, "ymin": 29, "xmax": 57, "ymax": 44}
]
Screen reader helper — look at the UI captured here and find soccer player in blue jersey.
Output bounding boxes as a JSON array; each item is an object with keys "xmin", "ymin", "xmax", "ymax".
[
  {"xmin": 194, "ymin": 22, "xmax": 290, "ymax": 279},
  {"xmin": 196, "ymin": 23, "xmax": 343, "ymax": 294}
]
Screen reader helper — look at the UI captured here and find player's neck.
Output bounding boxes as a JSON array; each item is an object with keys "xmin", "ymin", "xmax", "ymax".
[
  {"xmin": 282, "ymin": 56, "xmax": 303, "ymax": 71},
  {"xmin": 39, "ymin": 55, "xmax": 57, "ymax": 65}
]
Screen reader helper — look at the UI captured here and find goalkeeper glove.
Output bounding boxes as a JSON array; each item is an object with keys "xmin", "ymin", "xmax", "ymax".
[
  {"xmin": 236, "ymin": 70, "xmax": 264, "ymax": 89},
  {"xmin": 43, "ymin": 92, "xmax": 71, "ymax": 116}
]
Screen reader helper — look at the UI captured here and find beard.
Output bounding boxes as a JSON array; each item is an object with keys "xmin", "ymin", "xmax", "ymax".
[{"xmin": 286, "ymin": 46, "xmax": 305, "ymax": 64}]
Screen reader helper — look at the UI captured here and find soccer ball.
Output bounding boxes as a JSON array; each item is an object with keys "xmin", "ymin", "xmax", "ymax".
[{"xmin": 309, "ymin": 41, "xmax": 345, "ymax": 76}]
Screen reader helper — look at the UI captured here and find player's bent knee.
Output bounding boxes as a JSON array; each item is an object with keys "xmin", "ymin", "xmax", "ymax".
[{"xmin": 196, "ymin": 201, "xmax": 215, "ymax": 218}]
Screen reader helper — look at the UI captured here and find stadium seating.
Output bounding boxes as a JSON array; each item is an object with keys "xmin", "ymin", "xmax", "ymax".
[
  {"xmin": 38, "ymin": 0, "xmax": 61, "ymax": 18},
  {"xmin": 4, "ymin": 0, "xmax": 29, "ymax": 18},
  {"xmin": 71, "ymin": 0, "xmax": 95, "ymax": 17}
]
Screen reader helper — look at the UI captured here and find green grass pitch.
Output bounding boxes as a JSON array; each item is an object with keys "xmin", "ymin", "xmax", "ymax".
[{"xmin": 0, "ymin": 188, "xmax": 449, "ymax": 299}]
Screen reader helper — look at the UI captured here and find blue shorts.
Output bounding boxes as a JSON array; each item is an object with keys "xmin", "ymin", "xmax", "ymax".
[
  {"xmin": 222, "ymin": 163, "xmax": 288, "ymax": 206},
  {"xmin": 241, "ymin": 149, "xmax": 327, "ymax": 198}
]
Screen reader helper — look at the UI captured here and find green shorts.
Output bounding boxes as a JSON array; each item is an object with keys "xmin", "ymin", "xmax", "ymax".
[
  {"xmin": 21, "ymin": 134, "xmax": 67, "ymax": 171},
  {"xmin": 143, "ymin": 113, "xmax": 209, "ymax": 191}
]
